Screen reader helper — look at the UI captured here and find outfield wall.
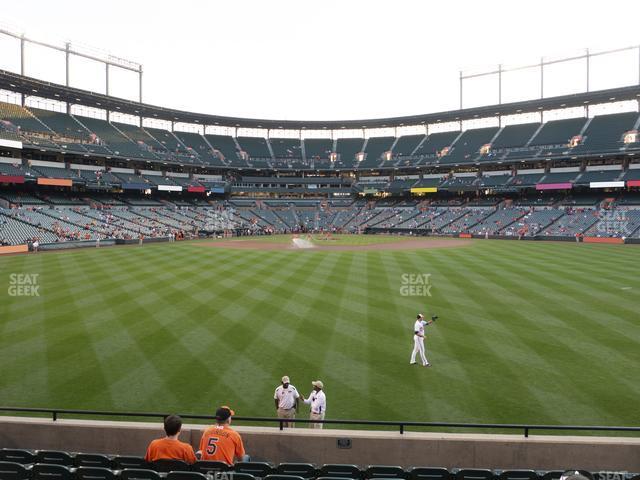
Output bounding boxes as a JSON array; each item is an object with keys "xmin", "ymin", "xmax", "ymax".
[{"xmin": 1, "ymin": 416, "xmax": 639, "ymax": 471}]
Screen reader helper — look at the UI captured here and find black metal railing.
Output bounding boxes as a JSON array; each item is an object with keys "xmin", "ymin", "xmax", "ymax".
[{"xmin": 1, "ymin": 407, "xmax": 639, "ymax": 438}]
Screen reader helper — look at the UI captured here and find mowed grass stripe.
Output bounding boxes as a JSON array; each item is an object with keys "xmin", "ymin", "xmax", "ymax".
[{"xmin": 0, "ymin": 240, "xmax": 638, "ymax": 428}]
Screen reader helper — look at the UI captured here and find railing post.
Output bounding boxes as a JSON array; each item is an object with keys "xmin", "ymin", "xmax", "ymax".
[
  {"xmin": 53, "ymin": 411, "xmax": 57, "ymax": 422},
  {"xmin": 524, "ymin": 427, "xmax": 529, "ymax": 438},
  {"xmin": 279, "ymin": 420, "xmax": 283, "ymax": 431},
  {"xmin": 400, "ymin": 424, "xmax": 404, "ymax": 435}
]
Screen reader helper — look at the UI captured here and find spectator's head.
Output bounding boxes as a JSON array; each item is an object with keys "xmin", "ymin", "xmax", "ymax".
[
  {"xmin": 215, "ymin": 406, "xmax": 235, "ymax": 425},
  {"xmin": 163, "ymin": 414, "xmax": 182, "ymax": 437}
]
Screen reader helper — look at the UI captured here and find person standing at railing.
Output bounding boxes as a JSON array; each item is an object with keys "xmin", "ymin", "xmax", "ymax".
[
  {"xmin": 300, "ymin": 380, "xmax": 326, "ymax": 429},
  {"xmin": 274, "ymin": 375, "xmax": 300, "ymax": 428}
]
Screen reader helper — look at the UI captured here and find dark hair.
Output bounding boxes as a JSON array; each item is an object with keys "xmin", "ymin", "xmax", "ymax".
[{"xmin": 164, "ymin": 414, "xmax": 182, "ymax": 436}]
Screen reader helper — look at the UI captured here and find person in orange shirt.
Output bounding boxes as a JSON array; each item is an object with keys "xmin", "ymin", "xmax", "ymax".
[
  {"xmin": 145, "ymin": 415, "xmax": 196, "ymax": 464},
  {"xmin": 198, "ymin": 406, "xmax": 248, "ymax": 465}
]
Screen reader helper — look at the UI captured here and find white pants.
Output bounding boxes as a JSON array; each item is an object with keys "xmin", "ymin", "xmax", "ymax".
[{"xmin": 410, "ymin": 335, "xmax": 429, "ymax": 365}]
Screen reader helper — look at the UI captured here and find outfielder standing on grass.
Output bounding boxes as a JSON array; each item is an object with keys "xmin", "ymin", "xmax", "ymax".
[{"xmin": 410, "ymin": 313, "xmax": 436, "ymax": 367}]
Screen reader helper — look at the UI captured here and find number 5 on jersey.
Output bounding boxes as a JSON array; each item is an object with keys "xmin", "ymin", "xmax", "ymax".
[{"xmin": 206, "ymin": 437, "xmax": 219, "ymax": 455}]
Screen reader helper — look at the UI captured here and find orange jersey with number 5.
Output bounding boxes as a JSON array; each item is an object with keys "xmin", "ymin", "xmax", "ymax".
[{"xmin": 199, "ymin": 424, "xmax": 245, "ymax": 464}]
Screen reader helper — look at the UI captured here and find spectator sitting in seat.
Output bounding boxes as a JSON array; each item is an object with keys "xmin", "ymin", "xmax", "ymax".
[
  {"xmin": 144, "ymin": 414, "xmax": 196, "ymax": 464},
  {"xmin": 198, "ymin": 405, "xmax": 248, "ymax": 464}
]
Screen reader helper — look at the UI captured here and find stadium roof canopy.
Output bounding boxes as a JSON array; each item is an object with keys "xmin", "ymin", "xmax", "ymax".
[{"xmin": 1, "ymin": 69, "xmax": 639, "ymax": 130}]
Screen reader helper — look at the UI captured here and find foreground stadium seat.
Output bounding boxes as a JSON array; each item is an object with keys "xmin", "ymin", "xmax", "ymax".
[
  {"xmin": 167, "ymin": 473, "xmax": 208, "ymax": 480},
  {"xmin": 0, "ymin": 450, "xmax": 36, "ymax": 465},
  {"xmin": 499, "ymin": 471, "xmax": 539, "ymax": 480},
  {"xmin": 151, "ymin": 460, "xmax": 191, "ymax": 473},
  {"xmin": 264, "ymin": 475, "xmax": 305, "ymax": 480},
  {"xmin": 0, "ymin": 461, "xmax": 29, "ymax": 480},
  {"xmin": 31, "ymin": 464, "xmax": 73, "ymax": 480},
  {"xmin": 319, "ymin": 465, "xmax": 363, "ymax": 479},
  {"xmin": 275, "ymin": 464, "xmax": 317, "ymax": 479},
  {"xmin": 112, "ymin": 457, "xmax": 148, "ymax": 470},
  {"xmin": 36, "ymin": 451, "xmax": 74, "ymax": 466},
  {"xmin": 75, "ymin": 466, "xmax": 117, "ymax": 480},
  {"xmin": 455, "ymin": 470, "xmax": 494, "ymax": 480},
  {"xmin": 235, "ymin": 462, "xmax": 274, "ymax": 477},
  {"xmin": 365, "ymin": 466, "xmax": 407, "ymax": 479},
  {"xmin": 408, "ymin": 467, "xmax": 450, "ymax": 480},
  {"xmin": 75, "ymin": 454, "xmax": 112, "ymax": 468},
  {"xmin": 120, "ymin": 469, "xmax": 162, "ymax": 480},
  {"xmin": 192, "ymin": 461, "xmax": 230, "ymax": 474}
]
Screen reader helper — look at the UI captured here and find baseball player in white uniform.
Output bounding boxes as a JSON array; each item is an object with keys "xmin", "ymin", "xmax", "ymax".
[{"xmin": 410, "ymin": 313, "xmax": 433, "ymax": 367}]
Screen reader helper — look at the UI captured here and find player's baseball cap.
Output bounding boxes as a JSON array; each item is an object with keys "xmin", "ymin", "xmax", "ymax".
[
  {"xmin": 418, "ymin": 313, "xmax": 424, "ymax": 319},
  {"xmin": 312, "ymin": 380, "xmax": 324, "ymax": 389},
  {"xmin": 281, "ymin": 375, "xmax": 290, "ymax": 383},
  {"xmin": 215, "ymin": 405, "xmax": 235, "ymax": 421}
]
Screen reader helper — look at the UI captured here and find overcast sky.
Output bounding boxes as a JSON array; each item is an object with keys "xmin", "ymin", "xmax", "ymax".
[{"xmin": 1, "ymin": 0, "xmax": 639, "ymax": 121}]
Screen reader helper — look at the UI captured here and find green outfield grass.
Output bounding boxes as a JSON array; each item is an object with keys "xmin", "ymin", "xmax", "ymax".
[{"xmin": 0, "ymin": 238, "xmax": 639, "ymax": 431}]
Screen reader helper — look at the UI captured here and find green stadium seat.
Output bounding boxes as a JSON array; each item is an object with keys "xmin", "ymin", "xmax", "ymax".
[
  {"xmin": 0, "ymin": 461, "xmax": 29, "ymax": 480},
  {"xmin": 365, "ymin": 466, "xmax": 407, "ymax": 479},
  {"xmin": 35, "ymin": 451, "xmax": 74, "ymax": 466},
  {"xmin": 150, "ymin": 460, "xmax": 190, "ymax": 473},
  {"xmin": 112, "ymin": 457, "xmax": 148, "ymax": 470},
  {"xmin": 192, "ymin": 461, "xmax": 230, "ymax": 474},
  {"xmin": 120, "ymin": 469, "xmax": 162, "ymax": 480},
  {"xmin": 31, "ymin": 464, "xmax": 73, "ymax": 480},
  {"xmin": 166, "ymin": 473, "xmax": 208, "ymax": 480},
  {"xmin": 498, "ymin": 471, "xmax": 539, "ymax": 480},
  {"xmin": 319, "ymin": 465, "xmax": 363, "ymax": 479},
  {"xmin": 75, "ymin": 466, "xmax": 118, "ymax": 480},
  {"xmin": 74, "ymin": 454, "xmax": 111, "ymax": 468},
  {"xmin": 275, "ymin": 464, "xmax": 317, "ymax": 478},
  {"xmin": 264, "ymin": 475, "xmax": 306, "ymax": 480},
  {"xmin": 225, "ymin": 474, "xmax": 256, "ymax": 480},
  {"xmin": 408, "ymin": 467, "xmax": 450, "ymax": 480},
  {"xmin": 455, "ymin": 470, "xmax": 494, "ymax": 480},
  {"xmin": 234, "ymin": 462, "xmax": 274, "ymax": 477},
  {"xmin": 0, "ymin": 450, "xmax": 36, "ymax": 465},
  {"xmin": 317, "ymin": 477, "xmax": 359, "ymax": 480}
]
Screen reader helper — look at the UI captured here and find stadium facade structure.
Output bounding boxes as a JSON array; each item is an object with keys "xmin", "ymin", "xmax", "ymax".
[{"xmin": 1, "ymin": 70, "xmax": 640, "ymax": 247}]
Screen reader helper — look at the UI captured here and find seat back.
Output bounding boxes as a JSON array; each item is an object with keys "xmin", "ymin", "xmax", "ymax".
[
  {"xmin": 456, "ymin": 470, "xmax": 494, "ymax": 480},
  {"xmin": 235, "ymin": 462, "xmax": 274, "ymax": 477},
  {"xmin": 320, "ymin": 465, "xmax": 362, "ymax": 480},
  {"xmin": 0, "ymin": 461, "xmax": 30, "ymax": 480},
  {"xmin": 31, "ymin": 463, "xmax": 73, "ymax": 480},
  {"xmin": 192, "ymin": 461, "xmax": 230, "ymax": 474},
  {"xmin": 35, "ymin": 451, "xmax": 73, "ymax": 466},
  {"xmin": 264, "ymin": 475, "xmax": 306, "ymax": 480},
  {"xmin": 75, "ymin": 466, "xmax": 117, "ymax": 480},
  {"xmin": 75, "ymin": 454, "xmax": 112, "ymax": 468},
  {"xmin": 499, "ymin": 471, "xmax": 539, "ymax": 480},
  {"xmin": 0, "ymin": 450, "xmax": 36, "ymax": 465},
  {"xmin": 166, "ymin": 473, "xmax": 208, "ymax": 480},
  {"xmin": 366, "ymin": 467, "xmax": 406, "ymax": 479},
  {"xmin": 112, "ymin": 457, "xmax": 148, "ymax": 470},
  {"xmin": 151, "ymin": 460, "xmax": 190, "ymax": 473},
  {"xmin": 275, "ymin": 464, "xmax": 317, "ymax": 479},
  {"xmin": 120, "ymin": 469, "xmax": 162, "ymax": 480},
  {"xmin": 408, "ymin": 468, "xmax": 450, "ymax": 480}
]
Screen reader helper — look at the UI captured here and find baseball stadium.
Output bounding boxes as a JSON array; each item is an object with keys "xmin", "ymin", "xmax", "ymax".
[{"xmin": 0, "ymin": 1, "xmax": 639, "ymax": 477}]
